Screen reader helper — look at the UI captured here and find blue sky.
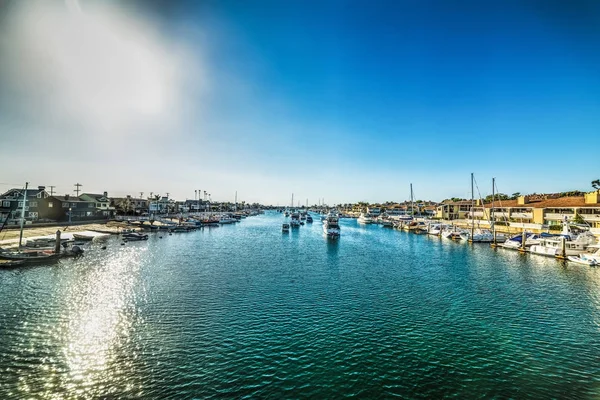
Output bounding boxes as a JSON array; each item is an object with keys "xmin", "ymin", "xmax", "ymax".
[{"xmin": 0, "ymin": 0, "xmax": 599, "ymax": 204}]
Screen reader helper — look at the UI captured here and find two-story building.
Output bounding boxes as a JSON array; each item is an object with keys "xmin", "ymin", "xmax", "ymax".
[
  {"xmin": 79, "ymin": 192, "xmax": 116, "ymax": 218},
  {"xmin": 436, "ymin": 200, "xmax": 472, "ymax": 220},
  {"xmin": 41, "ymin": 195, "xmax": 99, "ymax": 221},
  {"xmin": 111, "ymin": 196, "xmax": 149, "ymax": 215},
  {"xmin": 466, "ymin": 191, "xmax": 600, "ymax": 229},
  {"xmin": 0, "ymin": 186, "xmax": 50, "ymax": 222}
]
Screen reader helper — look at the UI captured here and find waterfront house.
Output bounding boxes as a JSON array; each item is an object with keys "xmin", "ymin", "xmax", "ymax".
[
  {"xmin": 40, "ymin": 195, "xmax": 99, "ymax": 221},
  {"xmin": 111, "ymin": 196, "xmax": 148, "ymax": 216},
  {"xmin": 79, "ymin": 192, "xmax": 116, "ymax": 218},
  {"xmin": 367, "ymin": 207, "xmax": 382, "ymax": 216},
  {"xmin": 0, "ymin": 186, "xmax": 50, "ymax": 222}
]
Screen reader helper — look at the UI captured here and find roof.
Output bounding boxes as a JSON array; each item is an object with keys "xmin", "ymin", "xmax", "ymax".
[
  {"xmin": 80, "ymin": 193, "xmax": 109, "ymax": 200},
  {"xmin": 484, "ymin": 197, "xmax": 595, "ymax": 209},
  {"xmin": 1, "ymin": 187, "xmax": 46, "ymax": 197},
  {"xmin": 49, "ymin": 196, "xmax": 91, "ymax": 203}
]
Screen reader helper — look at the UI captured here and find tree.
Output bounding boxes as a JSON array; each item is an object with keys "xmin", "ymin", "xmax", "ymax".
[
  {"xmin": 592, "ymin": 179, "xmax": 600, "ymax": 191},
  {"xmin": 511, "ymin": 192, "xmax": 521, "ymax": 200}
]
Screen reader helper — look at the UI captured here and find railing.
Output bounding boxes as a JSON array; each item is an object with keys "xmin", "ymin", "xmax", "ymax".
[
  {"xmin": 544, "ymin": 213, "xmax": 574, "ymax": 220},
  {"xmin": 510, "ymin": 212, "xmax": 533, "ymax": 219}
]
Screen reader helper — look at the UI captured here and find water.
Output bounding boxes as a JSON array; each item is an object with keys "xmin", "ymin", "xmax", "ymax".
[{"xmin": 2, "ymin": 212, "xmax": 600, "ymax": 398}]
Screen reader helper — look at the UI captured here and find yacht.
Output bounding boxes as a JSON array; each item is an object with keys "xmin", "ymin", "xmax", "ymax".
[
  {"xmin": 306, "ymin": 214, "xmax": 313, "ymax": 223},
  {"xmin": 290, "ymin": 211, "xmax": 301, "ymax": 228},
  {"xmin": 357, "ymin": 213, "xmax": 373, "ymax": 224},
  {"xmin": 323, "ymin": 211, "xmax": 341, "ymax": 238},
  {"xmin": 529, "ymin": 225, "xmax": 596, "ymax": 257}
]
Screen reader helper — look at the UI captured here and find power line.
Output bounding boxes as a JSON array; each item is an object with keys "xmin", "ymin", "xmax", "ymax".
[{"xmin": 74, "ymin": 183, "xmax": 82, "ymax": 196}]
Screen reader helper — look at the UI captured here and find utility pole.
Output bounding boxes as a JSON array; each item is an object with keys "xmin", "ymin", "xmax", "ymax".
[
  {"xmin": 74, "ymin": 183, "xmax": 82, "ymax": 197},
  {"xmin": 49, "ymin": 186, "xmax": 55, "ymax": 196}
]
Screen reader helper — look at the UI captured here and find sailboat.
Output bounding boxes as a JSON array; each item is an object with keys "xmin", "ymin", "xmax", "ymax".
[{"xmin": 462, "ymin": 173, "xmax": 494, "ymax": 243}]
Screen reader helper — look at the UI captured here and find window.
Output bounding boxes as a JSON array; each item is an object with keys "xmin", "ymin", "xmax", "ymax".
[
  {"xmin": 48, "ymin": 202, "xmax": 53, "ymax": 208},
  {"xmin": 71, "ymin": 203, "xmax": 77, "ymax": 207},
  {"xmin": 96, "ymin": 203, "xmax": 101, "ymax": 208},
  {"xmin": 29, "ymin": 201, "xmax": 38, "ymax": 208},
  {"xmin": 63, "ymin": 203, "xmax": 70, "ymax": 208},
  {"xmin": 18, "ymin": 201, "xmax": 24, "ymax": 207},
  {"xmin": 2, "ymin": 201, "xmax": 9, "ymax": 207}
]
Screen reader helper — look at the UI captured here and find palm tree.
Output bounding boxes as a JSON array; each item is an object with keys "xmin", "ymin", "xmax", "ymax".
[{"xmin": 592, "ymin": 179, "xmax": 600, "ymax": 191}]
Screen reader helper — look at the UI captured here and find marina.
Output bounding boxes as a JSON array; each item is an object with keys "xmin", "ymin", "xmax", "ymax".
[{"xmin": 2, "ymin": 211, "xmax": 600, "ymax": 398}]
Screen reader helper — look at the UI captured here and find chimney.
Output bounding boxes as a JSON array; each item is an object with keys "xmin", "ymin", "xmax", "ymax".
[
  {"xmin": 103, "ymin": 191, "xmax": 108, "ymax": 197},
  {"xmin": 517, "ymin": 195, "xmax": 529, "ymax": 205},
  {"xmin": 65, "ymin": 194, "xmax": 70, "ymax": 200},
  {"xmin": 38, "ymin": 186, "xmax": 45, "ymax": 190}
]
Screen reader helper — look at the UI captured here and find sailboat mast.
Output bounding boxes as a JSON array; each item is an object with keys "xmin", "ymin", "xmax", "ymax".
[
  {"xmin": 235, "ymin": 191, "xmax": 237, "ymax": 212},
  {"xmin": 470, "ymin": 173, "xmax": 475, "ymax": 241},
  {"xmin": 18, "ymin": 182, "xmax": 28, "ymax": 250},
  {"xmin": 491, "ymin": 177, "xmax": 496, "ymax": 245},
  {"xmin": 291, "ymin": 193, "xmax": 294, "ymax": 208},
  {"xmin": 410, "ymin": 183, "xmax": 414, "ymax": 216}
]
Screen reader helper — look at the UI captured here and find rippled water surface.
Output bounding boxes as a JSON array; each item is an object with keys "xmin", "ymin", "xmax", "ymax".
[{"xmin": 2, "ymin": 212, "xmax": 600, "ymax": 398}]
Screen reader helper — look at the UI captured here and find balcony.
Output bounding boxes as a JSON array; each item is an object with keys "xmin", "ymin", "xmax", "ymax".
[
  {"xmin": 581, "ymin": 215, "xmax": 600, "ymax": 222},
  {"xmin": 510, "ymin": 212, "xmax": 533, "ymax": 219},
  {"xmin": 492, "ymin": 212, "xmax": 510, "ymax": 219},
  {"xmin": 545, "ymin": 213, "xmax": 574, "ymax": 220}
]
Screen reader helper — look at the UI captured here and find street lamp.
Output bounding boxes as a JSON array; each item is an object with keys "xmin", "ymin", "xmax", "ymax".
[{"xmin": 68, "ymin": 207, "xmax": 72, "ymax": 224}]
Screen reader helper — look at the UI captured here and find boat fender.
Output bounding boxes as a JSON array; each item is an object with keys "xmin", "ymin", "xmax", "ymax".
[{"xmin": 101, "ymin": 246, "xmax": 107, "ymax": 250}]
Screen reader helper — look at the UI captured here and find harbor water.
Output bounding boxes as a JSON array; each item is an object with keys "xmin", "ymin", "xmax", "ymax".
[{"xmin": 2, "ymin": 212, "xmax": 600, "ymax": 398}]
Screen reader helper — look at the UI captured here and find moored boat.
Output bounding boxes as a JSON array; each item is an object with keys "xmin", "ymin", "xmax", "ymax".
[
  {"xmin": 123, "ymin": 232, "xmax": 149, "ymax": 241},
  {"xmin": 282, "ymin": 223, "xmax": 290, "ymax": 233}
]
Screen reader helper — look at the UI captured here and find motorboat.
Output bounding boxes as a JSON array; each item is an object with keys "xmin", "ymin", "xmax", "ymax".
[
  {"xmin": 306, "ymin": 215, "xmax": 313, "ymax": 223},
  {"xmin": 357, "ymin": 213, "xmax": 373, "ymax": 224},
  {"xmin": 219, "ymin": 215, "xmax": 237, "ymax": 224},
  {"xmin": 282, "ymin": 223, "xmax": 290, "ymax": 233},
  {"xmin": 123, "ymin": 232, "xmax": 148, "ymax": 241},
  {"xmin": 461, "ymin": 229, "xmax": 494, "ymax": 243},
  {"xmin": 290, "ymin": 211, "xmax": 301, "ymax": 227},
  {"xmin": 323, "ymin": 211, "xmax": 341, "ymax": 238},
  {"xmin": 567, "ymin": 254, "xmax": 597, "ymax": 266},
  {"xmin": 500, "ymin": 232, "xmax": 542, "ymax": 249}
]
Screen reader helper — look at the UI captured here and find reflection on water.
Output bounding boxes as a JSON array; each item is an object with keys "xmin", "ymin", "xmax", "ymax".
[{"xmin": 2, "ymin": 213, "xmax": 600, "ymax": 398}]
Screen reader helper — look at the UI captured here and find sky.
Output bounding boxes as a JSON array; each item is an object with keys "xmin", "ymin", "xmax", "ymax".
[{"xmin": 0, "ymin": 0, "xmax": 599, "ymax": 205}]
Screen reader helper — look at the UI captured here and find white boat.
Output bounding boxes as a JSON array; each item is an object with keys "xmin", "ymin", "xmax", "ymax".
[
  {"xmin": 500, "ymin": 232, "xmax": 542, "ymax": 249},
  {"xmin": 461, "ymin": 229, "xmax": 494, "ymax": 243},
  {"xmin": 567, "ymin": 255, "xmax": 597, "ymax": 266},
  {"xmin": 290, "ymin": 211, "xmax": 301, "ymax": 228},
  {"xmin": 529, "ymin": 223, "xmax": 597, "ymax": 257},
  {"xmin": 357, "ymin": 213, "xmax": 373, "ymax": 224},
  {"xmin": 567, "ymin": 244, "xmax": 600, "ymax": 266},
  {"xmin": 282, "ymin": 223, "xmax": 290, "ymax": 233},
  {"xmin": 323, "ymin": 211, "xmax": 341, "ymax": 238},
  {"xmin": 219, "ymin": 215, "xmax": 237, "ymax": 224}
]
